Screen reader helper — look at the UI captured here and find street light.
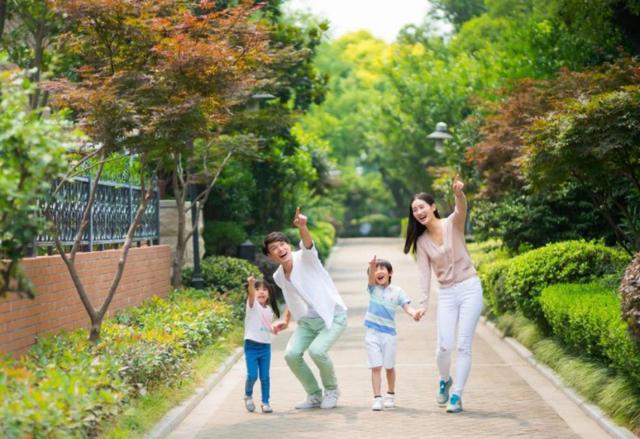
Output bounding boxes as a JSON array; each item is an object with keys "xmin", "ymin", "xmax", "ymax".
[
  {"xmin": 426, "ymin": 122, "xmax": 453, "ymax": 154},
  {"xmin": 250, "ymin": 92, "xmax": 276, "ymax": 111}
]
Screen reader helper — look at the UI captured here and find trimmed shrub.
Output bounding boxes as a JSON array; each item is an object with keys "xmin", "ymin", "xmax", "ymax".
[
  {"xmin": 502, "ymin": 240, "xmax": 629, "ymax": 321},
  {"xmin": 480, "ymin": 258, "xmax": 515, "ymax": 317},
  {"xmin": 620, "ymin": 252, "xmax": 640, "ymax": 343},
  {"xmin": 540, "ymin": 281, "xmax": 640, "ymax": 388},
  {"xmin": 203, "ymin": 221, "xmax": 247, "ymax": 257},
  {"xmin": 182, "ymin": 256, "xmax": 261, "ymax": 294}
]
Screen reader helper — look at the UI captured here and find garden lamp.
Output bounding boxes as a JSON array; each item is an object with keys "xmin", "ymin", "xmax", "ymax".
[{"xmin": 427, "ymin": 122, "xmax": 453, "ymax": 154}]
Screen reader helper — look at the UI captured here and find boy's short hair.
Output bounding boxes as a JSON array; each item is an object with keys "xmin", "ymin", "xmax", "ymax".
[
  {"xmin": 263, "ymin": 231, "xmax": 290, "ymax": 255},
  {"xmin": 376, "ymin": 259, "xmax": 393, "ymax": 274},
  {"xmin": 368, "ymin": 258, "xmax": 394, "ymax": 283}
]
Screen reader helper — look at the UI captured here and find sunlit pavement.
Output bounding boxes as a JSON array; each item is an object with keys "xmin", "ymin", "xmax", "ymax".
[{"xmin": 168, "ymin": 237, "xmax": 612, "ymax": 439}]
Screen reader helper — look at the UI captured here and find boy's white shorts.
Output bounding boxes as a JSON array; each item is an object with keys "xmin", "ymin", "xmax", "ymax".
[{"xmin": 365, "ymin": 328, "xmax": 397, "ymax": 369}]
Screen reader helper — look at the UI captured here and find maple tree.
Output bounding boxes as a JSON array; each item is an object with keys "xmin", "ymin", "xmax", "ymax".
[{"xmin": 45, "ymin": 0, "xmax": 274, "ymax": 340}]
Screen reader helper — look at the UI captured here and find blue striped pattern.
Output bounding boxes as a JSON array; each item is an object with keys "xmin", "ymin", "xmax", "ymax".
[{"xmin": 364, "ymin": 284, "xmax": 410, "ymax": 336}]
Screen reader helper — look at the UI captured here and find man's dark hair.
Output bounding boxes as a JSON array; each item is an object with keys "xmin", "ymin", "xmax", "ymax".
[{"xmin": 263, "ymin": 231, "xmax": 290, "ymax": 255}]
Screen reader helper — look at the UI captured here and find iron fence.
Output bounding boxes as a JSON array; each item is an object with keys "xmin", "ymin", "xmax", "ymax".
[{"xmin": 30, "ymin": 176, "xmax": 160, "ymax": 255}]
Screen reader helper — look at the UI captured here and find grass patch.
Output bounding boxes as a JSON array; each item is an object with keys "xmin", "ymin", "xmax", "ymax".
[
  {"xmin": 490, "ymin": 311, "xmax": 640, "ymax": 434},
  {"xmin": 98, "ymin": 326, "xmax": 244, "ymax": 439}
]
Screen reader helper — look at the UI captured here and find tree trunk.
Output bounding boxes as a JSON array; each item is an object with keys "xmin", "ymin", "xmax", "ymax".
[
  {"xmin": 89, "ymin": 318, "xmax": 101, "ymax": 342},
  {"xmin": 0, "ymin": 0, "xmax": 7, "ymax": 38}
]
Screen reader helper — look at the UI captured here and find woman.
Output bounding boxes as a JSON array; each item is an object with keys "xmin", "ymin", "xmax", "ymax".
[{"xmin": 404, "ymin": 176, "xmax": 483, "ymax": 413}]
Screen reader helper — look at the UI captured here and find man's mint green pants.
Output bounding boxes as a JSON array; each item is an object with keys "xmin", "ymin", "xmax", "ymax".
[{"xmin": 284, "ymin": 313, "xmax": 347, "ymax": 396}]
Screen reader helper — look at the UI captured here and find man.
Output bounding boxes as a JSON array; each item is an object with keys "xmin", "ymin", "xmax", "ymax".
[{"xmin": 264, "ymin": 207, "xmax": 347, "ymax": 409}]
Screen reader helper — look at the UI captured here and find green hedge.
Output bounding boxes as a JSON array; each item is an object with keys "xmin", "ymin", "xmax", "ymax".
[
  {"xmin": 0, "ymin": 291, "xmax": 235, "ymax": 438},
  {"xmin": 182, "ymin": 256, "xmax": 261, "ymax": 319},
  {"xmin": 540, "ymin": 282, "xmax": 640, "ymax": 388},
  {"xmin": 182, "ymin": 256, "xmax": 260, "ymax": 294},
  {"xmin": 480, "ymin": 258, "xmax": 516, "ymax": 317},
  {"xmin": 499, "ymin": 240, "xmax": 628, "ymax": 322}
]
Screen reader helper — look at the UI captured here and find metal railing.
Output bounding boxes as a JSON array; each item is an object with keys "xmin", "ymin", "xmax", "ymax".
[{"xmin": 29, "ymin": 176, "xmax": 160, "ymax": 255}]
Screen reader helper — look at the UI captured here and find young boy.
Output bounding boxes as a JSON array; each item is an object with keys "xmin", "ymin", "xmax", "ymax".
[
  {"xmin": 265, "ymin": 207, "xmax": 348, "ymax": 410},
  {"xmin": 365, "ymin": 255, "xmax": 421, "ymax": 411}
]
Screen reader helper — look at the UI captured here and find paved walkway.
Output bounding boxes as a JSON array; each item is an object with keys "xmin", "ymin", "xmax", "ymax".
[{"xmin": 169, "ymin": 238, "xmax": 613, "ymax": 439}]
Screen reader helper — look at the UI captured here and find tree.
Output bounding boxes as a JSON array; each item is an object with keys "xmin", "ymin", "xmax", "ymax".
[
  {"xmin": 525, "ymin": 84, "xmax": 640, "ymax": 252},
  {"xmin": 467, "ymin": 58, "xmax": 640, "ymax": 199},
  {"xmin": 0, "ymin": 0, "xmax": 67, "ymax": 108},
  {"xmin": 0, "ymin": 60, "xmax": 79, "ymax": 298},
  {"xmin": 46, "ymin": 0, "xmax": 274, "ymax": 339}
]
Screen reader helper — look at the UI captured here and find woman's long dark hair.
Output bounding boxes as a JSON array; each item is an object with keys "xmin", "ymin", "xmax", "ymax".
[{"xmin": 403, "ymin": 192, "xmax": 440, "ymax": 254}]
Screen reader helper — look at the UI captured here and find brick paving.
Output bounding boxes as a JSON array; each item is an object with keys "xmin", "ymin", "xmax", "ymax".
[{"xmin": 169, "ymin": 238, "xmax": 613, "ymax": 439}]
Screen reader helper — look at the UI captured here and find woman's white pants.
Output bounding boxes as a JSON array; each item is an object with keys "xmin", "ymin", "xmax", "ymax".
[{"xmin": 436, "ymin": 275, "xmax": 483, "ymax": 396}]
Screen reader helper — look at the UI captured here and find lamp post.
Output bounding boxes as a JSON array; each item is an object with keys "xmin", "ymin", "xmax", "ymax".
[{"xmin": 426, "ymin": 122, "xmax": 453, "ymax": 154}]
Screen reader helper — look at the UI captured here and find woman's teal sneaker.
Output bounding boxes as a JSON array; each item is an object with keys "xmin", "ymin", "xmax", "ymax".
[
  {"xmin": 437, "ymin": 377, "xmax": 452, "ymax": 405},
  {"xmin": 446, "ymin": 394, "xmax": 462, "ymax": 413}
]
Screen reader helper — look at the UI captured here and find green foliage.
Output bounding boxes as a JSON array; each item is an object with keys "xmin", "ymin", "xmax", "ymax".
[
  {"xmin": 525, "ymin": 83, "xmax": 640, "ymax": 252},
  {"xmin": 182, "ymin": 256, "xmax": 261, "ymax": 294},
  {"xmin": 203, "ymin": 221, "xmax": 247, "ymax": 257},
  {"xmin": 620, "ymin": 252, "xmax": 640, "ymax": 343},
  {"xmin": 502, "ymin": 240, "xmax": 629, "ymax": 322},
  {"xmin": 496, "ymin": 311, "xmax": 640, "ymax": 431},
  {"xmin": 0, "ymin": 291, "xmax": 236, "ymax": 438},
  {"xmin": 480, "ymin": 258, "xmax": 516, "ymax": 317},
  {"xmin": 0, "ymin": 62, "xmax": 79, "ymax": 298},
  {"xmin": 540, "ymin": 282, "xmax": 640, "ymax": 388},
  {"xmin": 472, "ymin": 185, "xmax": 616, "ymax": 254}
]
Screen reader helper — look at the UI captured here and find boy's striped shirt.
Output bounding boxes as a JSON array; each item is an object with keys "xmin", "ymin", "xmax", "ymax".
[{"xmin": 364, "ymin": 284, "xmax": 410, "ymax": 336}]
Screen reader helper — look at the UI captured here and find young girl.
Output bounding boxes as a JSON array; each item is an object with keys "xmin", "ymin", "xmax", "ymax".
[
  {"xmin": 244, "ymin": 275, "xmax": 279, "ymax": 413},
  {"xmin": 404, "ymin": 176, "xmax": 483, "ymax": 413}
]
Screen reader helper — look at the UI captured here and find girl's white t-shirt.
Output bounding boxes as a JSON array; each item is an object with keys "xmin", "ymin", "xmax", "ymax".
[{"xmin": 244, "ymin": 299, "xmax": 274, "ymax": 344}]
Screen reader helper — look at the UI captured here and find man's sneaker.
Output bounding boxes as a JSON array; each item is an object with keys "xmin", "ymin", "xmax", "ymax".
[
  {"xmin": 446, "ymin": 394, "xmax": 463, "ymax": 413},
  {"xmin": 244, "ymin": 396, "xmax": 255, "ymax": 412},
  {"xmin": 437, "ymin": 377, "xmax": 452, "ymax": 405},
  {"xmin": 383, "ymin": 393, "xmax": 395, "ymax": 409},
  {"xmin": 321, "ymin": 388, "xmax": 340, "ymax": 409},
  {"xmin": 371, "ymin": 396, "xmax": 384, "ymax": 411},
  {"xmin": 294, "ymin": 393, "xmax": 322, "ymax": 409},
  {"xmin": 261, "ymin": 403, "xmax": 273, "ymax": 413}
]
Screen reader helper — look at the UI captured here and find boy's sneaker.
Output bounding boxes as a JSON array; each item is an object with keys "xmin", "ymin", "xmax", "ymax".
[
  {"xmin": 321, "ymin": 388, "xmax": 340, "ymax": 409},
  {"xmin": 294, "ymin": 393, "xmax": 322, "ymax": 409},
  {"xmin": 261, "ymin": 403, "xmax": 273, "ymax": 413},
  {"xmin": 244, "ymin": 396, "xmax": 255, "ymax": 412},
  {"xmin": 446, "ymin": 394, "xmax": 463, "ymax": 413},
  {"xmin": 437, "ymin": 377, "xmax": 452, "ymax": 405},
  {"xmin": 371, "ymin": 396, "xmax": 384, "ymax": 411},
  {"xmin": 383, "ymin": 393, "xmax": 395, "ymax": 409}
]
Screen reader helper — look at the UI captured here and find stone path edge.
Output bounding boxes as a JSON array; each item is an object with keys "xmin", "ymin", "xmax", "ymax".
[
  {"xmin": 145, "ymin": 346, "xmax": 244, "ymax": 439},
  {"xmin": 480, "ymin": 317, "xmax": 638, "ymax": 439}
]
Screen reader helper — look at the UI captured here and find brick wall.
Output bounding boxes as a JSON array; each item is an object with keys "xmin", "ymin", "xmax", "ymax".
[{"xmin": 0, "ymin": 245, "xmax": 171, "ymax": 355}]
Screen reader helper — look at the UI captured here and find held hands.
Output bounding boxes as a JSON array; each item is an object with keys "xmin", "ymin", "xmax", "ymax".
[
  {"xmin": 293, "ymin": 207, "xmax": 308, "ymax": 229},
  {"xmin": 414, "ymin": 308, "xmax": 427, "ymax": 321},
  {"xmin": 272, "ymin": 321, "xmax": 288, "ymax": 335},
  {"xmin": 452, "ymin": 175, "xmax": 464, "ymax": 195}
]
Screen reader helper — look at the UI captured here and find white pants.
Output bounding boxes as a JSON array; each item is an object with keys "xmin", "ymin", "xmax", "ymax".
[{"xmin": 436, "ymin": 275, "xmax": 483, "ymax": 396}]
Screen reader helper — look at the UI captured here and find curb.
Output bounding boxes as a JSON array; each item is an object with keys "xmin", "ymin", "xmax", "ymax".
[
  {"xmin": 480, "ymin": 317, "xmax": 637, "ymax": 439},
  {"xmin": 145, "ymin": 346, "xmax": 244, "ymax": 439}
]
